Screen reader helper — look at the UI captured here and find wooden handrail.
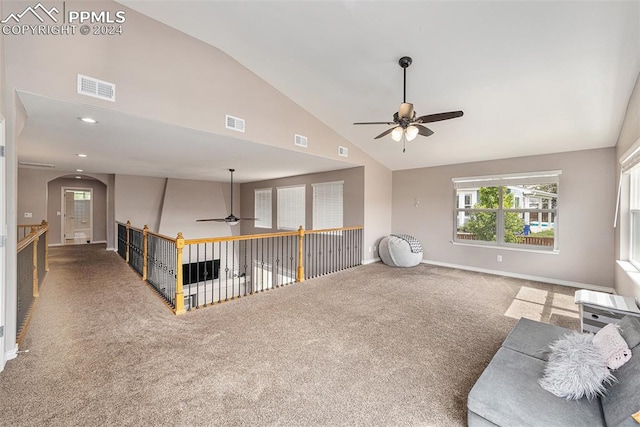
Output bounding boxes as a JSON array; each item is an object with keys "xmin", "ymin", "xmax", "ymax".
[
  {"xmin": 184, "ymin": 230, "xmax": 299, "ymax": 245},
  {"xmin": 17, "ymin": 224, "xmax": 49, "ymax": 253},
  {"xmin": 305, "ymin": 226, "xmax": 363, "ymax": 234}
]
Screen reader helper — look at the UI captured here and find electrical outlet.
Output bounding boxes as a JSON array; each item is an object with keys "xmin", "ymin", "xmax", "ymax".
[{"xmin": 497, "ymin": 255, "xmax": 503, "ymax": 262}]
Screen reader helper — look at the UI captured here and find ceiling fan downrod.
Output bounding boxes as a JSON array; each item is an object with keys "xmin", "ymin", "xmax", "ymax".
[{"xmin": 399, "ymin": 56, "xmax": 412, "ymax": 104}]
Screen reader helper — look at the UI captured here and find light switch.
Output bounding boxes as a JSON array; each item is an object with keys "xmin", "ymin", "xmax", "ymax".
[{"xmin": 24, "ymin": 212, "xmax": 32, "ymax": 218}]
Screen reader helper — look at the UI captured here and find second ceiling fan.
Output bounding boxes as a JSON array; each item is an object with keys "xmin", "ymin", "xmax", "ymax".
[
  {"xmin": 196, "ymin": 169, "xmax": 257, "ymax": 225},
  {"xmin": 354, "ymin": 56, "xmax": 463, "ymax": 152}
]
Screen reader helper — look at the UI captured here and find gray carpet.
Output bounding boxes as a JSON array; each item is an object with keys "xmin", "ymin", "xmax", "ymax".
[{"xmin": 0, "ymin": 244, "xmax": 580, "ymax": 426}]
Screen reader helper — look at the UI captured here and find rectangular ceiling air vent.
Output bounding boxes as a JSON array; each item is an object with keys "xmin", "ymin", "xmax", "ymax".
[
  {"xmin": 294, "ymin": 134, "xmax": 308, "ymax": 148},
  {"xmin": 338, "ymin": 146, "xmax": 349, "ymax": 157},
  {"xmin": 77, "ymin": 74, "xmax": 115, "ymax": 102},
  {"xmin": 18, "ymin": 161, "xmax": 55, "ymax": 168},
  {"xmin": 226, "ymin": 115, "xmax": 245, "ymax": 132}
]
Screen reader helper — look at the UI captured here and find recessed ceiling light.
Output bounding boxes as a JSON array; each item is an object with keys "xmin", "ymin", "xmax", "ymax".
[
  {"xmin": 78, "ymin": 117, "xmax": 97, "ymax": 124},
  {"xmin": 77, "ymin": 153, "xmax": 87, "ymax": 158},
  {"xmin": 75, "ymin": 176, "xmax": 82, "ymax": 179},
  {"xmin": 76, "ymin": 169, "xmax": 83, "ymax": 172}
]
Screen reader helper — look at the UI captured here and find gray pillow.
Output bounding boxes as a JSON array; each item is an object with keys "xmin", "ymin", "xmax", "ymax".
[
  {"xmin": 539, "ymin": 331, "xmax": 615, "ymax": 400},
  {"xmin": 617, "ymin": 315, "xmax": 640, "ymax": 350}
]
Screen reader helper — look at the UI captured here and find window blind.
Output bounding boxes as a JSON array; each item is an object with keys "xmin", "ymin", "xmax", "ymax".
[
  {"xmin": 277, "ymin": 185, "xmax": 305, "ymax": 230},
  {"xmin": 254, "ymin": 188, "xmax": 272, "ymax": 228},
  {"xmin": 312, "ymin": 181, "xmax": 344, "ymax": 230}
]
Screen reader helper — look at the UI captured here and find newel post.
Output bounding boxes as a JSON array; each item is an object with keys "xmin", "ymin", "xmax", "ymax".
[
  {"xmin": 142, "ymin": 225, "xmax": 149, "ymax": 281},
  {"xmin": 297, "ymin": 226, "xmax": 305, "ymax": 283},
  {"xmin": 125, "ymin": 220, "xmax": 131, "ymax": 264},
  {"xmin": 174, "ymin": 232, "xmax": 186, "ymax": 315},
  {"xmin": 42, "ymin": 220, "xmax": 49, "ymax": 272}
]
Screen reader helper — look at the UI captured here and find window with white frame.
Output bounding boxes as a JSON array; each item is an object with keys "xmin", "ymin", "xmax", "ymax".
[
  {"xmin": 254, "ymin": 188, "xmax": 272, "ymax": 229},
  {"xmin": 621, "ymin": 142, "xmax": 640, "ymax": 270},
  {"xmin": 312, "ymin": 181, "xmax": 344, "ymax": 230},
  {"xmin": 277, "ymin": 185, "xmax": 305, "ymax": 230},
  {"xmin": 453, "ymin": 171, "xmax": 560, "ymax": 250},
  {"xmin": 630, "ymin": 167, "xmax": 640, "ymax": 269}
]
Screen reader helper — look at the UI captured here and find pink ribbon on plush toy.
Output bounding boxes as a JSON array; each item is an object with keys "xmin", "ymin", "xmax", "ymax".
[{"xmin": 592, "ymin": 323, "xmax": 632, "ymax": 370}]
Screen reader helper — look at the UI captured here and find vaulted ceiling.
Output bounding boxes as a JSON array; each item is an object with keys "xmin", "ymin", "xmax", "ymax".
[
  {"xmin": 15, "ymin": 1, "xmax": 640, "ymax": 182},
  {"xmin": 119, "ymin": 0, "xmax": 640, "ymax": 171}
]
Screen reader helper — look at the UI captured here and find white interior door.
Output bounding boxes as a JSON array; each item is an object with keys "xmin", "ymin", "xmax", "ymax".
[
  {"xmin": 0, "ymin": 118, "xmax": 6, "ymax": 371},
  {"xmin": 62, "ymin": 188, "xmax": 93, "ymax": 245}
]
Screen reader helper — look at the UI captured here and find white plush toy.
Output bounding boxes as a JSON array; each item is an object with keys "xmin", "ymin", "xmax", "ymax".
[{"xmin": 592, "ymin": 323, "xmax": 632, "ymax": 370}]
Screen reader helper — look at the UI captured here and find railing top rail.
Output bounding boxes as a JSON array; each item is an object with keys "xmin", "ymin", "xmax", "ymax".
[
  {"xmin": 184, "ymin": 230, "xmax": 299, "ymax": 245},
  {"xmin": 306, "ymin": 226, "xmax": 363, "ymax": 234},
  {"xmin": 17, "ymin": 225, "xmax": 48, "ymax": 252},
  {"xmin": 18, "ymin": 223, "xmax": 47, "ymax": 229},
  {"xmin": 117, "ymin": 221, "xmax": 176, "ymax": 242},
  {"xmin": 146, "ymin": 230, "xmax": 177, "ymax": 243}
]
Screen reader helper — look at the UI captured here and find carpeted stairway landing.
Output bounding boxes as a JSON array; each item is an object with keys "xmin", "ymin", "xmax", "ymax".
[{"xmin": 0, "ymin": 244, "xmax": 579, "ymax": 426}]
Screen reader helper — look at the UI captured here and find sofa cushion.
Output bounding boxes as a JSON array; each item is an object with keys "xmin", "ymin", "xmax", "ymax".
[
  {"xmin": 468, "ymin": 347, "xmax": 605, "ymax": 427},
  {"xmin": 617, "ymin": 315, "xmax": 640, "ymax": 350},
  {"xmin": 501, "ymin": 317, "xmax": 572, "ymax": 361},
  {"xmin": 601, "ymin": 321, "xmax": 640, "ymax": 427}
]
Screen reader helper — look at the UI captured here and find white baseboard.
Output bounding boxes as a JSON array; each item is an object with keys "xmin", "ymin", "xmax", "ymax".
[
  {"xmin": 5, "ymin": 347, "xmax": 18, "ymax": 362},
  {"xmin": 362, "ymin": 257, "xmax": 380, "ymax": 265},
  {"xmin": 421, "ymin": 259, "xmax": 614, "ymax": 293},
  {"xmin": 48, "ymin": 243, "xmax": 63, "ymax": 247}
]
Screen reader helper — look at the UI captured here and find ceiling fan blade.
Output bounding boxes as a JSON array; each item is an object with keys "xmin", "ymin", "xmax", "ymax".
[
  {"xmin": 196, "ymin": 218, "xmax": 227, "ymax": 222},
  {"xmin": 416, "ymin": 111, "xmax": 464, "ymax": 123},
  {"xmin": 354, "ymin": 121, "xmax": 395, "ymax": 125},
  {"xmin": 374, "ymin": 127, "xmax": 396, "ymax": 139},
  {"xmin": 415, "ymin": 124, "xmax": 434, "ymax": 137},
  {"xmin": 398, "ymin": 103, "xmax": 414, "ymax": 119}
]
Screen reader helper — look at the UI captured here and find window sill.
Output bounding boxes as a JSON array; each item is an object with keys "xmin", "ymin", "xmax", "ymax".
[
  {"xmin": 616, "ymin": 260, "xmax": 640, "ymax": 289},
  {"xmin": 451, "ymin": 240, "xmax": 559, "ymax": 255}
]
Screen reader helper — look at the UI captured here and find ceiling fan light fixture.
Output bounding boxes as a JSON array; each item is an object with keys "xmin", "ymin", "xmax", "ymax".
[
  {"xmin": 391, "ymin": 126, "xmax": 404, "ymax": 142},
  {"xmin": 405, "ymin": 125, "xmax": 419, "ymax": 141}
]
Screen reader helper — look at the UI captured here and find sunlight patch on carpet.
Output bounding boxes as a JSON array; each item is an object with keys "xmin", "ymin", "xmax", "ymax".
[{"xmin": 504, "ymin": 286, "xmax": 579, "ymax": 322}]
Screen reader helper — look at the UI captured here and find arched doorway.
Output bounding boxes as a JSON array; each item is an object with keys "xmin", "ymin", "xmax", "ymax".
[{"xmin": 47, "ymin": 176, "xmax": 107, "ymax": 246}]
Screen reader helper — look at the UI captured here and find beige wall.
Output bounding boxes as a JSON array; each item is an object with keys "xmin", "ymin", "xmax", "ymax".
[
  {"xmin": 114, "ymin": 175, "xmax": 166, "ymax": 232},
  {"xmin": 157, "ymin": 178, "xmax": 237, "ymax": 240},
  {"xmin": 392, "ymin": 148, "xmax": 616, "ymax": 289},
  {"xmin": 239, "ymin": 166, "xmax": 365, "ymax": 235},
  {"xmin": 615, "ymin": 72, "xmax": 640, "ymax": 299},
  {"xmin": 47, "ymin": 178, "xmax": 107, "ymax": 245}
]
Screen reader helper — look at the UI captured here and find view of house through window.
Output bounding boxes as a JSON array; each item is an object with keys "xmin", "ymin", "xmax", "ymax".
[{"xmin": 453, "ymin": 172, "xmax": 559, "ymax": 250}]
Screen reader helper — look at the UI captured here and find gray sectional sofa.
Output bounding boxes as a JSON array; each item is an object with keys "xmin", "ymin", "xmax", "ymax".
[{"xmin": 467, "ymin": 316, "xmax": 640, "ymax": 426}]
